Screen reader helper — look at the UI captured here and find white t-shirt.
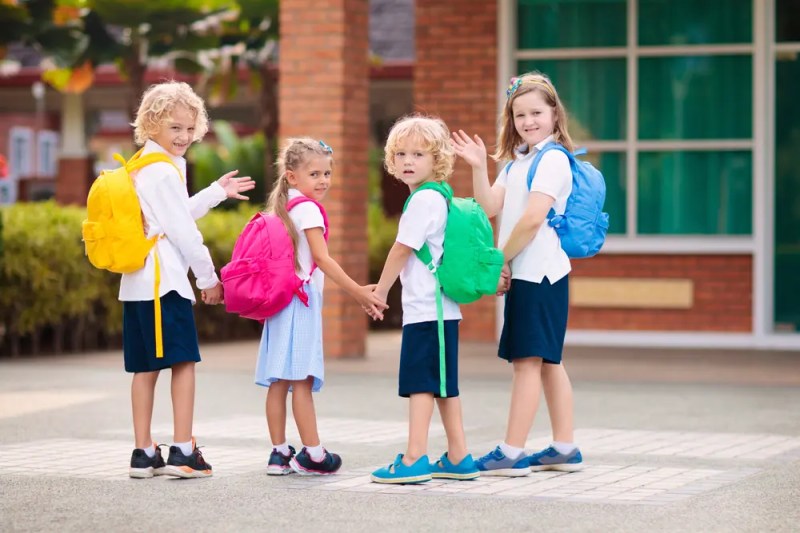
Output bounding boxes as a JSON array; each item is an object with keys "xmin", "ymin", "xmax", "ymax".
[
  {"xmin": 287, "ymin": 189, "xmax": 326, "ymax": 289},
  {"xmin": 396, "ymin": 188, "xmax": 462, "ymax": 326},
  {"xmin": 496, "ymin": 135, "xmax": 573, "ymax": 284}
]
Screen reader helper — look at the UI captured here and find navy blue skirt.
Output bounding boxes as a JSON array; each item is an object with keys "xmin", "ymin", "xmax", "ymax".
[
  {"xmin": 498, "ymin": 276, "xmax": 569, "ymax": 364},
  {"xmin": 123, "ymin": 291, "xmax": 201, "ymax": 373},
  {"xmin": 399, "ymin": 320, "xmax": 459, "ymax": 398}
]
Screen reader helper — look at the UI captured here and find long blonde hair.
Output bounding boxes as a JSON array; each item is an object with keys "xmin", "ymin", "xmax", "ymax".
[
  {"xmin": 266, "ymin": 137, "xmax": 334, "ymax": 271},
  {"xmin": 492, "ymin": 72, "xmax": 574, "ymax": 162}
]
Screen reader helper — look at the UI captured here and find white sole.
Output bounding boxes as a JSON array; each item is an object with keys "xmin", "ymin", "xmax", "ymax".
[
  {"xmin": 267, "ymin": 467, "xmax": 293, "ymax": 476},
  {"xmin": 530, "ymin": 463, "xmax": 583, "ymax": 472},
  {"xmin": 370, "ymin": 474, "xmax": 431, "ymax": 484},
  {"xmin": 478, "ymin": 467, "xmax": 531, "ymax": 477},
  {"xmin": 163, "ymin": 464, "xmax": 213, "ymax": 478},
  {"xmin": 129, "ymin": 467, "xmax": 153, "ymax": 479},
  {"xmin": 431, "ymin": 472, "xmax": 480, "ymax": 480}
]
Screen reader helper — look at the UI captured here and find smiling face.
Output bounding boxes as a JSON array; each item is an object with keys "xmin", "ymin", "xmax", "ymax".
[
  {"xmin": 392, "ymin": 135, "xmax": 435, "ymax": 190},
  {"xmin": 512, "ymin": 90, "xmax": 556, "ymax": 149},
  {"xmin": 287, "ymin": 154, "xmax": 332, "ymax": 201},
  {"xmin": 150, "ymin": 104, "xmax": 196, "ymax": 157}
]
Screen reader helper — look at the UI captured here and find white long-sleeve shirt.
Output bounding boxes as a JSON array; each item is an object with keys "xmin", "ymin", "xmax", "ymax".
[{"xmin": 118, "ymin": 140, "xmax": 227, "ymax": 303}]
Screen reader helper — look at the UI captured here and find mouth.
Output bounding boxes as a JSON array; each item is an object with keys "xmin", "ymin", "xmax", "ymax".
[{"xmin": 173, "ymin": 143, "xmax": 189, "ymax": 150}]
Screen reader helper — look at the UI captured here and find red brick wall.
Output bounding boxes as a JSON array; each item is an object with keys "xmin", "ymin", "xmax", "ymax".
[
  {"xmin": 280, "ymin": 0, "xmax": 370, "ymax": 357},
  {"xmin": 416, "ymin": 0, "xmax": 499, "ymax": 342},
  {"xmin": 570, "ymin": 255, "xmax": 753, "ymax": 332}
]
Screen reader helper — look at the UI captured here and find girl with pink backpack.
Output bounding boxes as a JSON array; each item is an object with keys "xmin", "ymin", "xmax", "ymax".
[{"xmin": 252, "ymin": 138, "xmax": 386, "ymax": 476}]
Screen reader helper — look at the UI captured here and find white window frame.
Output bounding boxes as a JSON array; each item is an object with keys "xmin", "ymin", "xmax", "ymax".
[
  {"xmin": 36, "ymin": 130, "xmax": 60, "ymax": 177},
  {"xmin": 8, "ymin": 127, "xmax": 34, "ymax": 179}
]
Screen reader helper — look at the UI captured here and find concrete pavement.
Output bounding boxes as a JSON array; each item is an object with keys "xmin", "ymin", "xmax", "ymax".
[{"xmin": 1, "ymin": 333, "xmax": 799, "ymax": 532}]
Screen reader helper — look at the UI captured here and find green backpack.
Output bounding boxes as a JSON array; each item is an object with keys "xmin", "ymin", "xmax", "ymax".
[{"xmin": 402, "ymin": 181, "xmax": 504, "ymax": 397}]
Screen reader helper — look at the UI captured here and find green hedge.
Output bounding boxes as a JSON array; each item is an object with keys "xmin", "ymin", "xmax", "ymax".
[{"xmin": 0, "ymin": 202, "xmax": 260, "ymax": 357}]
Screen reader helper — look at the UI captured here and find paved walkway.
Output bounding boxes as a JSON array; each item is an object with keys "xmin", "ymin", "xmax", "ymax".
[{"xmin": 1, "ymin": 333, "xmax": 799, "ymax": 532}]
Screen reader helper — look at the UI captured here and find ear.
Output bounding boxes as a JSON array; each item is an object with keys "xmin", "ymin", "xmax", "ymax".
[{"xmin": 286, "ymin": 170, "xmax": 297, "ymax": 186}]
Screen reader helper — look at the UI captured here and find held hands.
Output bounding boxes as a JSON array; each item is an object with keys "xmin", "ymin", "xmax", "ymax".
[
  {"xmin": 201, "ymin": 282, "xmax": 224, "ymax": 305},
  {"xmin": 217, "ymin": 170, "xmax": 256, "ymax": 200},
  {"xmin": 496, "ymin": 263, "xmax": 511, "ymax": 296},
  {"xmin": 451, "ymin": 130, "xmax": 487, "ymax": 169},
  {"xmin": 356, "ymin": 284, "xmax": 389, "ymax": 321}
]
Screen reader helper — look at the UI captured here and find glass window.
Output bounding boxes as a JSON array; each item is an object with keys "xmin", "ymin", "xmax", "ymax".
[
  {"xmin": 774, "ymin": 53, "xmax": 800, "ymax": 330},
  {"xmin": 584, "ymin": 152, "xmax": 626, "ymax": 235},
  {"xmin": 777, "ymin": 0, "xmax": 800, "ymax": 43},
  {"xmin": 637, "ymin": 151, "xmax": 752, "ymax": 235},
  {"xmin": 519, "ymin": 59, "xmax": 627, "ymax": 142},
  {"xmin": 638, "ymin": 0, "xmax": 752, "ymax": 46},
  {"xmin": 638, "ymin": 55, "xmax": 752, "ymax": 139},
  {"xmin": 517, "ymin": 0, "xmax": 626, "ymax": 49}
]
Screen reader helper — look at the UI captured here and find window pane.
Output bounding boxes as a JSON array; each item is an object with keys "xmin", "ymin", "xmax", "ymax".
[
  {"xmin": 584, "ymin": 152, "xmax": 626, "ymax": 234},
  {"xmin": 519, "ymin": 59, "xmax": 626, "ymax": 141},
  {"xmin": 638, "ymin": 0, "xmax": 752, "ymax": 45},
  {"xmin": 517, "ymin": 0, "xmax": 626, "ymax": 49},
  {"xmin": 637, "ymin": 151, "xmax": 752, "ymax": 235},
  {"xmin": 639, "ymin": 56, "xmax": 752, "ymax": 139},
  {"xmin": 777, "ymin": 0, "xmax": 800, "ymax": 42},
  {"xmin": 774, "ymin": 53, "xmax": 800, "ymax": 330}
]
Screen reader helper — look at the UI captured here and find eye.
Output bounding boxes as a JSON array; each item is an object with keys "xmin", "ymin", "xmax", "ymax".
[
  {"xmin": 325, "ymin": 170, "xmax": 332, "ymax": 177},
  {"xmin": 397, "ymin": 151, "xmax": 405, "ymax": 157}
]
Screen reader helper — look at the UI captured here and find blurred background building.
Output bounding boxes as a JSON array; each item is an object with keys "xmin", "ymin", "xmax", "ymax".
[{"xmin": 0, "ymin": 0, "xmax": 798, "ymax": 355}]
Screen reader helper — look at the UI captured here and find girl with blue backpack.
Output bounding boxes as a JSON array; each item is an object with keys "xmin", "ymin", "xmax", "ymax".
[
  {"xmin": 256, "ymin": 138, "xmax": 386, "ymax": 476},
  {"xmin": 452, "ymin": 72, "xmax": 589, "ymax": 476}
]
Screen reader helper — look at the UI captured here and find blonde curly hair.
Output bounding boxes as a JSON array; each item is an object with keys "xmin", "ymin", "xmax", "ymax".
[
  {"xmin": 132, "ymin": 81, "xmax": 209, "ymax": 146},
  {"xmin": 384, "ymin": 115, "xmax": 455, "ymax": 183}
]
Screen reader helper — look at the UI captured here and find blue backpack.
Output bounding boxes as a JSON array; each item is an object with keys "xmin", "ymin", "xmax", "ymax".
[{"xmin": 505, "ymin": 142, "xmax": 609, "ymax": 258}]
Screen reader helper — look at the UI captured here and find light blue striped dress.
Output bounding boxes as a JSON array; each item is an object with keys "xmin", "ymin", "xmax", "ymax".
[{"xmin": 255, "ymin": 282, "xmax": 324, "ymax": 391}]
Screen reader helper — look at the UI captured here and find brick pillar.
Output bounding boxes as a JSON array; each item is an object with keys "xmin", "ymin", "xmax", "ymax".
[
  {"xmin": 56, "ymin": 93, "xmax": 92, "ymax": 205},
  {"xmin": 280, "ymin": 0, "xmax": 370, "ymax": 357},
  {"xmin": 416, "ymin": 0, "xmax": 499, "ymax": 341}
]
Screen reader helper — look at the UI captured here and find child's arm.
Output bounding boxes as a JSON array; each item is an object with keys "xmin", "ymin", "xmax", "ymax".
[
  {"xmin": 500, "ymin": 192, "xmax": 555, "ymax": 262},
  {"xmin": 451, "ymin": 130, "xmax": 505, "ymax": 218},
  {"xmin": 187, "ymin": 170, "xmax": 255, "ymax": 220},
  {"xmin": 305, "ymin": 228, "xmax": 388, "ymax": 316},
  {"xmin": 374, "ymin": 241, "xmax": 414, "ymax": 303}
]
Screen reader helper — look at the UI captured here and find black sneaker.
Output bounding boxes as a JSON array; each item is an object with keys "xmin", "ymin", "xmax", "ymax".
[
  {"xmin": 129, "ymin": 444, "xmax": 166, "ymax": 479},
  {"xmin": 164, "ymin": 438, "xmax": 213, "ymax": 478},
  {"xmin": 289, "ymin": 447, "xmax": 342, "ymax": 476},
  {"xmin": 267, "ymin": 445, "xmax": 296, "ymax": 476}
]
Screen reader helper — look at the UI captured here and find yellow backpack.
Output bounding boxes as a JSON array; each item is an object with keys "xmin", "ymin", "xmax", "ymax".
[{"xmin": 82, "ymin": 148, "xmax": 183, "ymax": 358}]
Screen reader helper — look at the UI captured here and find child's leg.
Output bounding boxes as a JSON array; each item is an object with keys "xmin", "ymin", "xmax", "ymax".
[
  {"xmin": 266, "ymin": 380, "xmax": 291, "ymax": 444},
  {"xmin": 131, "ymin": 370, "xmax": 160, "ymax": 448},
  {"xmin": 291, "ymin": 377, "xmax": 320, "ymax": 447},
  {"xmin": 541, "ymin": 362, "xmax": 574, "ymax": 443},
  {"xmin": 405, "ymin": 392, "xmax": 435, "ymax": 464},
  {"xmin": 171, "ymin": 361, "xmax": 195, "ymax": 443},
  {"xmin": 436, "ymin": 397, "xmax": 468, "ymax": 464},
  {"xmin": 504, "ymin": 358, "xmax": 543, "ymax": 448}
]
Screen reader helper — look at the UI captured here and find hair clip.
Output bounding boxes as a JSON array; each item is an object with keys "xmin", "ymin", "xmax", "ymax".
[
  {"xmin": 319, "ymin": 140, "xmax": 333, "ymax": 154},
  {"xmin": 506, "ymin": 77, "xmax": 522, "ymax": 99}
]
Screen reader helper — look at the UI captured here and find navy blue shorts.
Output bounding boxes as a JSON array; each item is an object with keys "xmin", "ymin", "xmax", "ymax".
[
  {"xmin": 399, "ymin": 320, "xmax": 459, "ymax": 398},
  {"xmin": 498, "ymin": 276, "xmax": 569, "ymax": 364},
  {"xmin": 123, "ymin": 291, "xmax": 201, "ymax": 373}
]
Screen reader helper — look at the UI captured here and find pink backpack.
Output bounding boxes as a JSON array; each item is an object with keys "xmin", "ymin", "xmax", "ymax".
[{"xmin": 221, "ymin": 197, "xmax": 329, "ymax": 321}]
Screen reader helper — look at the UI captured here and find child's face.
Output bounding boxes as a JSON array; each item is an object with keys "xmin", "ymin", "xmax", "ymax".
[
  {"xmin": 287, "ymin": 154, "xmax": 332, "ymax": 201},
  {"xmin": 512, "ymin": 90, "xmax": 555, "ymax": 148},
  {"xmin": 392, "ymin": 136, "xmax": 435, "ymax": 189},
  {"xmin": 150, "ymin": 104, "xmax": 196, "ymax": 158}
]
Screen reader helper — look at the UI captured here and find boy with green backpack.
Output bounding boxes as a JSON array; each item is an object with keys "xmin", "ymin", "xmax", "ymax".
[{"xmin": 369, "ymin": 115, "xmax": 505, "ymax": 484}]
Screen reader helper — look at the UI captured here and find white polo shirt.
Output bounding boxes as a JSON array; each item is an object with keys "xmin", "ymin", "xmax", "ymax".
[
  {"xmin": 495, "ymin": 135, "xmax": 573, "ymax": 284},
  {"xmin": 396, "ymin": 188, "xmax": 461, "ymax": 326},
  {"xmin": 287, "ymin": 188, "xmax": 326, "ymax": 289},
  {"xmin": 119, "ymin": 140, "xmax": 227, "ymax": 303}
]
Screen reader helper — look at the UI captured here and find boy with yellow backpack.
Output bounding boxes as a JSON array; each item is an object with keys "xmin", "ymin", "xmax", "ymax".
[{"xmin": 82, "ymin": 81, "xmax": 254, "ymax": 478}]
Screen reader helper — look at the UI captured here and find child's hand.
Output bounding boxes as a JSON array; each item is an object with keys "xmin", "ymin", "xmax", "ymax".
[
  {"xmin": 496, "ymin": 263, "xmax": 511, "ymax": 295},
  {"xmin": 201, "ymin": 282, "xmax": 224, "ymax": 305},
  {"xmin": 356, "ymin": 284, "xmax": 388, "ymax": 321},
  {"xmin": 451, "ymin": 130, "xmax": 487, "ymax": 169},
  {"xmin": 217, "ymin": 170, "xmax": 256, "ymax": 200}
]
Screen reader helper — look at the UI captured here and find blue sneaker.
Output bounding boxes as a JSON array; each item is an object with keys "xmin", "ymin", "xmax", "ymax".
[
  {"xmin": 267, "ymin": 445, "xmax": 296, "ymax": 476},
  {"xmin": 475, "ymin": 446, "xmax": 531, "ymax": 477},
  {"xmin": 371, "ymin": 454, "xmax": 432, "ymax": 484},
  {"xmin": 528, "ymin": 445, "xmax": 583, "ymax": 472},
  {"xmin": 429, "ymin": 452, "xmax": 480, "ymax": 480}
]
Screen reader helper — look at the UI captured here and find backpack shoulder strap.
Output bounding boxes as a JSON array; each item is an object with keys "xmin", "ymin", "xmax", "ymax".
[
  {"xmin": 526, "ymin": 142, "xmax": 574, "ymax": 190},
  {"xmin": 402, "ymin": 181, "xmax": 452, "ymax": 212},
  {"xmin": 286, "ymin": 196, "xmax": 329, "ymax": 240},
  {"xmin": 124, "ymin": 150, "xmax": 185, "ymax": 183}
]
